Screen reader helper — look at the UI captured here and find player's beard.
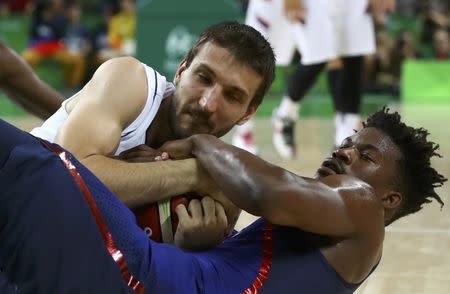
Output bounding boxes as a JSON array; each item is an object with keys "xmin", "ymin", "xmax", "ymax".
[
  {"xmin": 168, "ymin": 95, "xmax": 234, "ymax": 139},
  {"xmin": 168, "ymin": 95, "xmax": 213, "ymax": 138},
  {"xmin": 169, "ymin": 97, "xmax": 190, "ymax": 139}
]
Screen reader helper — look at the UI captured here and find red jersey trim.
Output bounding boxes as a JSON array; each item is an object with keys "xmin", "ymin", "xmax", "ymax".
[
  {"xmin": 41, "ymin": 140, "xmax": 146, "ymax": 294},
  {"xmin": 242, "ymin": 222, "xmax": 273, "ymax": 294}
]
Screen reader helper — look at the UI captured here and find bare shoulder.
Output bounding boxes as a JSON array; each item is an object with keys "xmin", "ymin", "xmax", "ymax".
[
  {"xmin": 99, "ymin": 56, "xmax": 142, "ymax": 71},
  {"xmin": 319, "ymin": 175, "xmax": 384, "ymax": 283},
  {"xmin": 321, "ymin": 174, "xmax": 384, "ymax": 232},
  {"xmin": 92, "ymin": 56, "xmax": 145, "ymax": 86},
  {"xmin": 320, "ymin": 175, "xmax": 378, "ymax": 203},
  {"xmin": 78, "ymin": 56, "xmax": 148, "ymax": 126}
]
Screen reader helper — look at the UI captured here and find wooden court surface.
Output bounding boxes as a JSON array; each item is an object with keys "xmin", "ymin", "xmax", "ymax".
[{"xmin": 5, "ymin": 103, "xmax": 449, "ymax": 294}]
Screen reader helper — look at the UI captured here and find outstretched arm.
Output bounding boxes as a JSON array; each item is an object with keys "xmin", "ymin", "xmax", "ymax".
[
  {"xmin": 0, "ymin": 43, "xmax": 64, "ymax": 119},
  {"xmin": 162, "ymin": 135, "xmax": 382, "ymax": 237}
]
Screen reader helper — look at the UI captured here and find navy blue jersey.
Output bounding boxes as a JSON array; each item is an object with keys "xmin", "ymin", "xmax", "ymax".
[{"xmin": 0, "ymin": 119, "xmax": 136, "ymax": 294}]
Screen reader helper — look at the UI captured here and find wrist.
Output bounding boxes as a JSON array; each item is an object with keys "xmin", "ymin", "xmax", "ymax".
[
  {"xmin": 155, "ymin": 158, "xmax": 202, "ymax": 198},
  {"xmin": 187, "ymin": 158, "xmax": 205, "ymax": 193},
  {"xmin": 190, "ymin": 134, "xmax": 200, "ymax": 157}
]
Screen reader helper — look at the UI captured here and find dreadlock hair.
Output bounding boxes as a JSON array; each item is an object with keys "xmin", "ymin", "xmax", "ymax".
[{"xmin": 363, "ymin": 106, "xmax": 447, "ymax": 223}]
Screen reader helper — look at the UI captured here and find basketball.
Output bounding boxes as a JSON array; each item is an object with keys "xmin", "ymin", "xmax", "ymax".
[{"xmin": 133, "ymin": 196, "xmax": 189, "ymax": 243}]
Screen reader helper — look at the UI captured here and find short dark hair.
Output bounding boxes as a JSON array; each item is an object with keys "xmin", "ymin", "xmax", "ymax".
[
  {"xmin": 363, "ymin": 107, "xmax": 446, "ymax": 222},
  {"xmin": 184, "ymin": 21, "xmax": 275, "ymax": 108}
]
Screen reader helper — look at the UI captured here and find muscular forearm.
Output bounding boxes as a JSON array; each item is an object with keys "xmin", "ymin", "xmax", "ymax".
[
  {"xmin": 191, "ymin": 135, "xmax": 289, "ymax": 217},
  {"xmin": 82, "ymin": 155, "xmax": 202, "ymax": 208},
  {"xmin": 189, "ymin": 136, "xmax": 373, "ymax": 236}
]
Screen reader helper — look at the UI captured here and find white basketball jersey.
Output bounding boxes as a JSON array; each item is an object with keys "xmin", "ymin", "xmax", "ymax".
[{"xmin": 30, "ymin": 63, "xmax": 175, "ymax": 155}]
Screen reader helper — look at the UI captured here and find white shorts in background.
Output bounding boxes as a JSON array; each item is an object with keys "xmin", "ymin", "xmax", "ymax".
[
  {"xmin": 245, "ymin": 0, "xmax": 301, "ymax": 66},
  {"xmin": 297, "ymin": 0, "xmax": 376, "ymax": 65},
  {"xmin": 245, "ymin": 0, "xmax": 376, "ymax": 66}
]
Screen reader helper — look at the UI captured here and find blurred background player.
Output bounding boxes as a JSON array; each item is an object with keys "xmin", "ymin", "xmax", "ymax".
[
  {"xmin": 233, "ymin": 0, "xmax": 394, "ymax": 159},
  {"xmin": 232, "ymin": 0, "xmax": 302, "ymax": 155}
]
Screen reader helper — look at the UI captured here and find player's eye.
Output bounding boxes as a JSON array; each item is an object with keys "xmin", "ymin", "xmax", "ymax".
[
  {"xmin": 360, "ymin": 153, "xmax": 372, "ymax": 161},
  {"xmin": 197, "ymin": 74, "xmax": 211, "ymax": 84}
]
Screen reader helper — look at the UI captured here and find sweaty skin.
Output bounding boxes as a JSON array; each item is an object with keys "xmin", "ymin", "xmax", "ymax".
[
  {"xmin": 55, "ymin": 44, "xmax": 261, "ymax": 207},
  {"xmin": 28, "ymin": 21, "xmax": 276, "ymax": 250},
  {"xmin": 161, "ymin": 127, "xmax": 406, "ymax": 284}
]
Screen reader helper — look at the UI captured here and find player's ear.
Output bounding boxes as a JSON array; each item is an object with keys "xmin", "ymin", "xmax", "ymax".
[
  {"xmin": 237, "ymin": 105, "xmax": 258, "ymax": 125},
  {"xmin": 381, "ymin": 190, "xmax": 402, "ymax": 210},
  {"xmin": 174, "ymin": 59, "xmax": 187, "ymax": 86}
]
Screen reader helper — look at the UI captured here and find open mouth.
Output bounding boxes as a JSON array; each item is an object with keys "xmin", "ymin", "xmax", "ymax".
[{"xmin": 317, "ymin": 158, "xmax": 344, "ymax": 176}]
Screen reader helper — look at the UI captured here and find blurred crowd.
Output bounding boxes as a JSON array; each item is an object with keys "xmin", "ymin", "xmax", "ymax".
[
  {"xmin": 1, "ymin": 0, "xmax": 448, "ymax": 95},
  {"xmin": 365, "ymin": 0, "xmax": 449, "ymax": 97},
  {"xmin": 0, "ymin": 0, "xmax": 136, "ymax": 89}
]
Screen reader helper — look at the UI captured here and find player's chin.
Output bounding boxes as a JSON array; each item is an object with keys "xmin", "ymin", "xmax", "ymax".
[
  {"xmin": 314, "ymin": 171, "xmax": 323, "ymax": 179},
  {"xmin": 315, "ymin": 168, "xmax": 330, "ymax": 179},
  {"xmin": 179, "ymin": 124, "xmax": 212, "ymax": 137},
  {"xmin": 173, "ymin": 124, "xmax": 196, "ymax": 139}
]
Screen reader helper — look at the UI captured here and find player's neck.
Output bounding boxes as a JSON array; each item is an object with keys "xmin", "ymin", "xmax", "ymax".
[{"xmin": 145, "ymin": 97, "xmax": 176, "ymax": 148}]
